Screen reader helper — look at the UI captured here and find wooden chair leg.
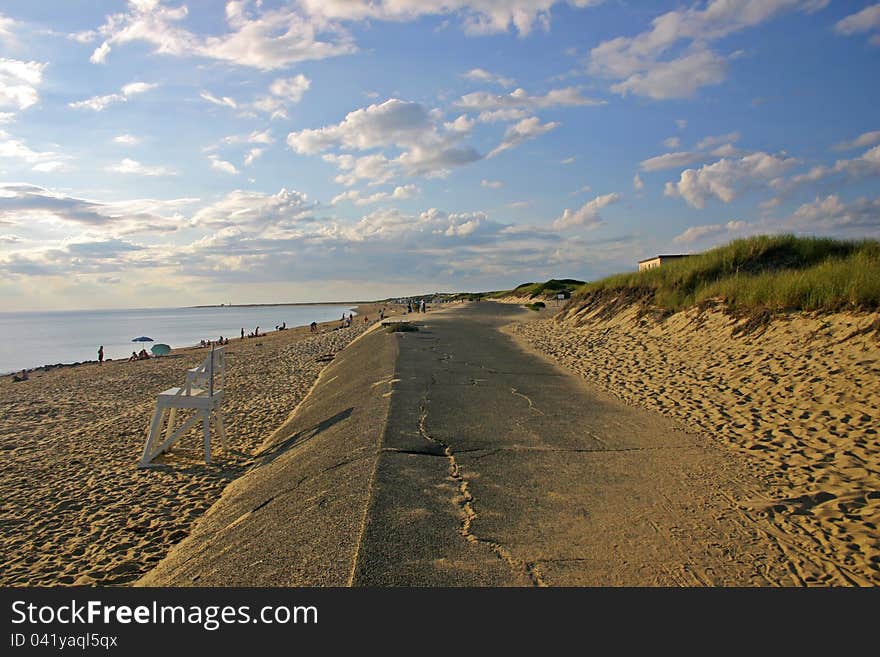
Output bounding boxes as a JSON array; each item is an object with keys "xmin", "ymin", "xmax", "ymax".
[
  {"xmin": 216, "ymin": 408, "xmax": 228, "ymax": 451},
  {"xmin": 164, "ymin": 407, "xmax": 177, "ymax": 448},
  {"xmin": 203, "ymin": 411, "xmax": 211, "ymax": 464},
  {"xmin": 139, "ymin": 405, "xmax": 165, "ymax": 467}
]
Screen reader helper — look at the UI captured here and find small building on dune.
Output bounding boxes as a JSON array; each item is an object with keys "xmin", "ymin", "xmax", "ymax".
[{"xmin": 638, "ymin": 254, "xmax": 690, "ymax": 271}]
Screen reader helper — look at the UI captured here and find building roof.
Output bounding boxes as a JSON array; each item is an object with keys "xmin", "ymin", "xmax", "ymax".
[{"xmin": 637, "ymin": 254, "xmax": 689, "ymax": 264}]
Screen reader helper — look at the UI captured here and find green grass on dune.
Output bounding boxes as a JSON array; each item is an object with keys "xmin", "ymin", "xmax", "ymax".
[
  {"xmin": 576, "ymin": 235, "xmax": 880, "ymax": 313},
  {"xmin": 511, "ymin": 279, "xmax": 585, "ymax": 299}
]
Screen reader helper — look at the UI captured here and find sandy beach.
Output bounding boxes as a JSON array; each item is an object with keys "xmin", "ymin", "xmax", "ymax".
[
  {"xmin": 510, "ymin": 300, "xmax": 880, "ymax": 585},
  {"xmin": 0, "ymin": 303, "xmax": 397, "ymax": 586}
]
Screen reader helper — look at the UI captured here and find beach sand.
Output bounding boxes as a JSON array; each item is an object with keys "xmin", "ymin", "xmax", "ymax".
[
  {"xmin": 509, "ymin": 300, "xmax": 880, "ymax": 585},
  {"xmin": 0, "ymin": 303, "xmax": 396, "ymax": 586}
]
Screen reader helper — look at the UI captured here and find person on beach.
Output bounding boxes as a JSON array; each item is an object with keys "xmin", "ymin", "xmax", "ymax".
[
  {"xmin": 240, "ymin": 328, "xmax": 244, "ymax": 340},
  {"xmin": 310, "ymin": 321, "xmax": 317, "ymax": 333},
  {"xmin": 129, "ymin": 351, "xmax": 138, "ymax": 362},
  {"xmin": 12, "ymin": 369, "xmax": 28, "ymax": 382},
  {"xmin": 138, "ymin": 348, "xmax": 150, "ymax": 360},
  {"xmin": 98, "ymin": 346, "xmax": 104, "ymax": 365}
]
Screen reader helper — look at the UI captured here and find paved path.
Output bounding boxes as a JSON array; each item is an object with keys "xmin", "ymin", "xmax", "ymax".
[
  {"xmin": 352, "ymin": 302, "xmax": 795, "ymax": 585},
  {"xmin": 143, "ymin": 302, "xmax": 797, "ymax": 586}
]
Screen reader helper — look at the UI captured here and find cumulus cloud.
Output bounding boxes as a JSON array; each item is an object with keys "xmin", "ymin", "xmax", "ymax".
[
  {"xmin": 552, "ymin": 192, "xmax": 620, "ymax": 230},
  {"xmin": 590, "ymin": 1, "xmax": 829, "ymax": 99},
  {"xmin": 69, "ymin": 80, "xmax": 158, "ymax": 111},
  {"xmin": 0, "ymin": 58, "xmax": 46, "ymax": 111},
  {"xmin": 664, "ymin": 152, "xmax": 798, "ymax": 208},
  {"xmin": 191, "ymin": 188, "xmax": 315, "ymax": 230},
  {"xmin": 288, "ymin": 98, "xmax": 483, "ymax": 181},
  {"xmin": 488, "ymin": 117, "xmax": 558, "ymax": 158},
  {"xmin": 561, "ymin": 156, "xmax": 576, "ymax": 164},
  {"xmin": 88, "ymin": 0, "xmax": 356, "ymax": 70},
  {"xmin": 784, "ymin": 144, "xmax": 880, "ymax": 188},
  {"xmin": 662, "ymin": 136, "xmax": 681, "ymax": 149},
  {"xmin": 481, "ymin": 179, "xmax": 503, "ymax": 189},
  {"xmin": 834, "ymin": 4, "xmax": 880, "ymax": 46},
  {"xmin": 253, "ymin": 74, "xmax": 311, "ymax": 119},
  {"xmin": 106, "ymin": 158, "xmax": 175, "ymax": 176},
  {"xmin": 462, "ymin": 68, "xmax": 515, "ymax": 87},
  {"xmin": 633, "ymin": 173, "xmax": 644, "ymax": 191}
]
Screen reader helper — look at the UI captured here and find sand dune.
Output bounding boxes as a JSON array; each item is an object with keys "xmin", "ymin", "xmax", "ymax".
[
  {"xmin": 0, "ymin": 309, "xmax": 393, "ymax": 586},
  {"xmin": 509, "ymin": 301, "xmax": 880, "ymax": 585}
]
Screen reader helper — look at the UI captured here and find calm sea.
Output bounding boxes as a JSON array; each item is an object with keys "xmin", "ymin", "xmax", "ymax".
[{"xmin": 0, "ymin": 304, "xmax": 355, "ymax": 374}]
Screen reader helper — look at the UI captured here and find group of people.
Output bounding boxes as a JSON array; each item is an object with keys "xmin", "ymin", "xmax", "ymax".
[
  {"xmin": 240, "ymin": 326, "xmax": 264, "ymax": 339},
  {"xmin": 128, "ymin": 349, "xmax": 151, "ymax": 361},
  {"xmin": 406, "ymin": 299, "xmax": 427, "ymax": 313}
]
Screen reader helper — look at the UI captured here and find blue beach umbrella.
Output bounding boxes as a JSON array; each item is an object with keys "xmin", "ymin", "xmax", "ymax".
[
  {"xmin": 132, "ymin": 336, "xmax": 154, "ymax": 342},
  {"xmin": 151, "ymin": 343, "xmax": 171, "ymax": 357}
]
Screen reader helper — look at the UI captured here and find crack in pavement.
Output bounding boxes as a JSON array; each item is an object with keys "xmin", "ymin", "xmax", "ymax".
[
  {"xmin": 417, "ymin": 348, "xmax": 546, "ymax": 587},
  {"xmin": 510, "ymin": 387, "xmax": 545, "ymax": 416}
]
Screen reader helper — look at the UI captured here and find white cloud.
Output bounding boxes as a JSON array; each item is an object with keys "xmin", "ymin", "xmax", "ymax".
[
  {"xmin": 89, "ymin": 1, "xmax": 357, "ymax": 70},
  {"xmin": 609, "ymin": 49, "xmax": 727, "ymax": 100},
  {"xmin": 253, "ymin": 74, "xmax": 311, "ymax": 118},
  {"xmin": 570, "ymin": 184, "xmax": 591, "ymax": 196},
  {"xmin": 784, "ymin": 144, "xmax": 880, "ymax": 188},
  {"xmin": 590, "ymin": 1, "xmax": 829, "ymax": 99},
  {"xmin": 0, "ymin": 129, "xmax": 69, "ymax": 171},
  {"xmin": 69, "ymin": 80, "xmax": 158, "ymax": 111},
  {"xmin": 330, "ymin": 184, "xmax": 419, "ymax": 206},
  {"xmin": 834, "ymin": 4, "xmax": 880, "ymax": 45},
  {"xmin": 476, "ymin": 108, "xmax": 530, "ymax": 123},
  {"xmin": 458, "ymin": 86, "xmax": 605, "ymax": 112},
  {"xmin": 244, "ymin": 148, "xmax": 265, "ymax": 166},
  {"xmin": 488, "ymin": 116, "xmax": 558, "ymax": 158},
  {"xmin": 633, "ymin": 173, "xmax": 644, "ymax": 191},
  {"xmin": 298, "ymin": 1, "xmax": 604, "ymax": 37},
  {"xmin": 695, "ymin": 132, "xmax": 740, "ymax": 150},
  {"xmin": 288, "ymin": 98, "xmax": 482, "ymax": 181},
  {"xmin": 789, "ymin": 194, "xmax": 880, "ymax": 232},
  {"xmin": 0, "ymin": 58, "xmax": 46, "ymax": 111},
  {"xmin": 552, "ymin": 192, "xmax": 620, "ymax": 230},
  {"xmin": 641, "ymin": 151, "xmax": 703, "ymax": 171},
  {"xmin": 191, "ymin": 188, "xmax": 314, "ymax": 229},
  {"xmin": 834, "ymin": 130, "xmax": 880, "ymax": 151},
  {"xmin": 223, "ymin": 129, "xmax": 274, "ymax": 146},
  {"xmin": 664, "ymin": 152, "xmax": 798, "ymax": 208},
  {"xmin": 106, "ymin": 158, "xmax": 175, "ymax": 176},
  {"xmin": 90, "ymin": 42, "xmax": 111, "ymax": 64},
  {"xmin": 209, "ymin": 155, "xmax": 240, "ymax": 175},
  {"xmin": 673, "ymin": 220, "xmax": 750, "ymax": 244},
  {"xmin": 481, "ymin": 179, "xmax": 503, "ymax": 189},
  {"xmin": 200, "ymin": 90, "xmax": 238, "ymax": 109},
  {"xmin": 676, "ymin": 119, "xmax": 688, "ymax": 130},
  {"xmin": 113, "ymin": 133, "xmax": 141, "ymax": 145},
  {"xmin": 444, "ymin": 114, "xmax": 475, "ymax": 134},
  {"xmin": 462, "ymin": 68, "xmax": 515, "ymax": 87},
  {"xmin": 561, "ymin": 156, "xmax": 576, "ymax": 164},
  {"xmin": 663, "ymin": 136, "xmax": 681, "ymax": 149}
]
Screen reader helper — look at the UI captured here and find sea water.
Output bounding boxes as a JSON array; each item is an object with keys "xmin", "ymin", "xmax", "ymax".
[{"xmin": 0, "ymin": 304, "xmax": 356, "ymax": 374}]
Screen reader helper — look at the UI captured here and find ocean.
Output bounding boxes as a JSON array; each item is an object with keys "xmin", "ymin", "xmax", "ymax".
[{"xmin": 0, "ymin": 304, "xmax": 356, "ymax": 374}]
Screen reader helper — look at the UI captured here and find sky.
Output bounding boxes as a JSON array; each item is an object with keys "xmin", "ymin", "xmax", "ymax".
[{"xmin": 0, "ymin": 0, "xmax": 878, "ymax": 311}]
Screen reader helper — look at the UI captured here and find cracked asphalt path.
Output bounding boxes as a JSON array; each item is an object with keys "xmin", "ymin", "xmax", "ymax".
[
  {"xmin": 141, "ymin": 302, "xmax": 797, "ymax": 586},
  {"xmin": 353, "ymin": 302, "xmax": 796, "ymax": 586}
]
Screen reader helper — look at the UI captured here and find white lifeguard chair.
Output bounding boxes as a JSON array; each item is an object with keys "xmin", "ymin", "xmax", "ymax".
[{"xmin": 139, "ymin": 346, "xmax": 228, "ymax": 467}]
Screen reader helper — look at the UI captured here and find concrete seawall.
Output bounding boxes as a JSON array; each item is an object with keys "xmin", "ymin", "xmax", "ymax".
[{"xmin": 138, "ymin": 324, "xmax": 396, "ymax": 586}]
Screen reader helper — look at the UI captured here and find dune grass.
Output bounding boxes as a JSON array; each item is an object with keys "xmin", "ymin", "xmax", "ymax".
[
  {"xmin": 510, "ymin": 278, "xmax": 585, "ymax": 299},
  {"xmin": 576, "ymin": 235, "xmax": 880, "ymax": 313}
]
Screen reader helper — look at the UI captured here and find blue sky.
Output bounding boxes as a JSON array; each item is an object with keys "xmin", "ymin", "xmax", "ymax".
[{"xmin": 0, "ymin": 0, "xmax": 878, "ymax": 310}]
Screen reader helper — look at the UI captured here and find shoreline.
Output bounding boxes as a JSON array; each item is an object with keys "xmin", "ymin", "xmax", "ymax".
[{"xmin": 1, "ymin": 303, "xmax": 365, "ymax": 378}]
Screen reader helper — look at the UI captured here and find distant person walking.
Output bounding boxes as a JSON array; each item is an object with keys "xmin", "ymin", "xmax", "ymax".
[
  {"xmin": 310, "ymin": 321, "xmax": 317, "ymax": 333},
  {"xmin": 240, "ymin": 328, "xmax": 245, "ymax": 340},
  {"xmin": 98, "ymin": 345, "xmax": 104, "ymax": 365}
]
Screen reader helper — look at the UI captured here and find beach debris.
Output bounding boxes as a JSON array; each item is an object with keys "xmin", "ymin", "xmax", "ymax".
[{"xmin": 316, "ymin": 353, "xmax": 335, "ymax": 362}]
